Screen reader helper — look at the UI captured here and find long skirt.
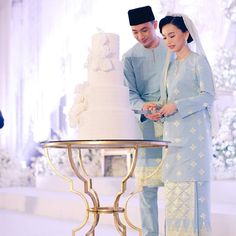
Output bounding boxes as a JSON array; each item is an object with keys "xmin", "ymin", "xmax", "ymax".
[{"xmin": 164, "ymin": 181, "xmax": 211, "ymax": 236}]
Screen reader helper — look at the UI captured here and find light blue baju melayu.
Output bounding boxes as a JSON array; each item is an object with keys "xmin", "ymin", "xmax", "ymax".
[
  {"xmin": 122, "ymin": 40, "xmax": 167, "ymax": 236},
  {"xmin": 161, "ymin": 52, "xmax": 215, "ymax": 235}
]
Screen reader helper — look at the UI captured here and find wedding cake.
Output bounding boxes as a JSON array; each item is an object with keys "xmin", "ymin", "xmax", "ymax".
[{"xmin": 69, "ymin": 32, "xmax": 142, "ymax": 140}]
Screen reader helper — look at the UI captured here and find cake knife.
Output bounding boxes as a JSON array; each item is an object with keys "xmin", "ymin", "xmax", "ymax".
[
  {"xmin": 133, "ymin": 109, "xmax": 166, "ymax": 122},
  {"xmin": 133, "ymin": 109, "xmax": 154, "ymax": 115}
]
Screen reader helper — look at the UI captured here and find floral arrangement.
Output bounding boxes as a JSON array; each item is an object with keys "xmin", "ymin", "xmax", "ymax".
[
  {"xmin": 212, "ymin": 107, "xmax": 236, "ymax": 179},
  {"xmin": 213, "ymin": 47, "xmax": 236, "ymax": 91},
  {"xmin": 33, "ymin": 148, "xmax": 102, "ymax": 177},
  {"xmin": 224, "ymin": 0, "xmax": 236, "ymax": 22},
  {"xmin": 0, "ymin": 148, "xmax": 35, "ymax": 187},
  {"xmin": 0, "ymin": 146, "xmax": 102, "ymax": 187},
  {"xmin": 211, "ymin": 0, "xmax": 236, "ymax": 179}
]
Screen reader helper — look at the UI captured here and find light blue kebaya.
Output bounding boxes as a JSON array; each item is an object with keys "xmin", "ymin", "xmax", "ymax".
[{"xmin": 161, "ymin": 52, "xmax": 215, "ymax": 182}]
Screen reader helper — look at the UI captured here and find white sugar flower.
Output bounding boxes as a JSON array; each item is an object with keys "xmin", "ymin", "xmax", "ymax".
[{"xmin": 68, "ymin": 82, "xmax": 89, "ymax": 128}]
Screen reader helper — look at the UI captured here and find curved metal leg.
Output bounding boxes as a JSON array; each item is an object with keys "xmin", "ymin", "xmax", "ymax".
[
  {"xmin": 111, "ymin": 146, "xmax": 140, "ymax": 235},
  {"xmin": 113, "ymin": 211, "xmax": 127, "ymax": 235},
  {"xmin": 124, "ymin": 190, "xmax": 143, "ymax": 235},
  {"xmin": 67, "ymin": 146, "xmax": 101, "ymax": 235},
  {"xmin": 44, "ymin": 147, "xmax": 90, "ymax": 235}
]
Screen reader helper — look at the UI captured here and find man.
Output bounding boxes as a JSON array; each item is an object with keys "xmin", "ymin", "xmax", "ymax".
[
  {"xmin": 0, "ymin": 110, "xmax": 4, "ymax": 129},
  {"xmin": 122, "ymin": 6, "xmax": 168, "ymax": 236}
]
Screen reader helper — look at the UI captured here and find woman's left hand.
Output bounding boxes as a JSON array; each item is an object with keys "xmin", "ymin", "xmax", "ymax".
[{"xmin": 159, "ymin": 103, "xmax": 177, "ymax": 117}]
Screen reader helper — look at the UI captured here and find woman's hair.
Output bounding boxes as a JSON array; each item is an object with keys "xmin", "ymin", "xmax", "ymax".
[{"xmin": 159, "ymin": 16, "xmax": 193, "ymax": 43}]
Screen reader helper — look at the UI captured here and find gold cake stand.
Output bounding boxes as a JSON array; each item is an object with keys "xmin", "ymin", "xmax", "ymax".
[{"xmin": 42, "ymin": 139, "xmax": 169, "ymax": 236}]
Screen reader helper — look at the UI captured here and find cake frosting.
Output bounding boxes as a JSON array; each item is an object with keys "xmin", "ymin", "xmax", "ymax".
[{"xmin": 69, "ymin": 32, "xmax": 142, "ymax": 140}]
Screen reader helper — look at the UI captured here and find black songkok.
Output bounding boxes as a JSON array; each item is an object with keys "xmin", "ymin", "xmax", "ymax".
[{"xmin": 128, "ymin": 6, "xmax": 155, "ymax": 26}]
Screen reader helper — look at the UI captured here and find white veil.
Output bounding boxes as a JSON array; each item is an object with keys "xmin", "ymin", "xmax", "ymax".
[{"xmin": 178, "ymin": 13, "xmax": 206, "ymax": 56}]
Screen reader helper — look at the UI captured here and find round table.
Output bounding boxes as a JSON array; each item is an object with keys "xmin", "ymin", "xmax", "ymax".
[{"xmin": 42, "ymin": 139, "xmax": 169, "ymax": 236}]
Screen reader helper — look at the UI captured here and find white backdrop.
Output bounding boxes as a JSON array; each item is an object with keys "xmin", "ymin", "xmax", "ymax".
[{"xmin": 0, "ymin": 0, "xmax": 235, "ymax": 161}]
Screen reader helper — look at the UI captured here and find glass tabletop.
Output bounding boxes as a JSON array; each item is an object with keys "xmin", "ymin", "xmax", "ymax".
[{"xmin": 41, "ymin": 139, "xmax": 170, "ymax": 149}]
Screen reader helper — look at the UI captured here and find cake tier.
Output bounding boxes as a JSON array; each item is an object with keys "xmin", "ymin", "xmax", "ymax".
[
  {"xmin": 87, "ymin": 85, "xmax": 130, "ymax": 108},
  {"xmin": 78, "ymin": 109, "xmax": 143, "ymax": 140},
  {"xmin": 69, "ymin": 32, "xmax": 142, "ymax": 140},
  {"xmin": 88, "ymin": 61, "xmax": 124, "ymax": 86},
  {"xmin": 91, "ymin": 33, "xmax": 119, "ymax": 60}
]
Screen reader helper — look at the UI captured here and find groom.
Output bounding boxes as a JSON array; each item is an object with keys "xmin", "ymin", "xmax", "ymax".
[{"xmin": 122, "ymin": 5, "xmax": 168, "ymax": 236}]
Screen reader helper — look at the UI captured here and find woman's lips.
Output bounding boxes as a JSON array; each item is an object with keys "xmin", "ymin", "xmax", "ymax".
[{"xmin": 168, "ymin": 45, "xmax": 175, "ymax": 49}]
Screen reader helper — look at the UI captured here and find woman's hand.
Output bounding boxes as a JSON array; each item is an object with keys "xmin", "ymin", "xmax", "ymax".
[{"xmin": 159, "ymin": 103, "xmax": 177, "ymax": 117}]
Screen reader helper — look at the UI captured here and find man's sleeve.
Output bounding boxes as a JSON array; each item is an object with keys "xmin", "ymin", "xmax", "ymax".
[
  {"xmin": 122, "ymin": 55, "xmax": 146, "ymax": 122},
  {"xmin": 122, "ymin": 55, "xmax": 144, "ymax": 110}
]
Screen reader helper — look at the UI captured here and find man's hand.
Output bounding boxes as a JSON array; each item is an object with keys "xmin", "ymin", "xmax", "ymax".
[{"xmin": 142, "ymin": 102, "xmax": 162, "ymax": 121}]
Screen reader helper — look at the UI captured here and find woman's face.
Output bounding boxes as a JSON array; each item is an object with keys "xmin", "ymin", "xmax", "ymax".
[
  {"xmin": 161, "ymin": 23, "xmax": 189, "ymax": 53},
  {"xmin": 131, "ymin": 21, "xmax": 158, "ymax": 48}
]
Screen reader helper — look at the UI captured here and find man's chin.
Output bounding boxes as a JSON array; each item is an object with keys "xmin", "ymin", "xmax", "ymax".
[{"xmin": 143, "ymin": 42, "xmax": 151, "ymax": 48}]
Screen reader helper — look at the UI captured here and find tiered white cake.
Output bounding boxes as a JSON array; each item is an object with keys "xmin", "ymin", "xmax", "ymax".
[{"xmin": 69, "ymin": 33, "xmax": 142, "ymax": 140}]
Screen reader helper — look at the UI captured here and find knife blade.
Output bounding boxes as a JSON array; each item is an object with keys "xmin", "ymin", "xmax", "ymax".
[
  {"xmin": 133, "ymin": 109, "xmax": 166, "ymax": 122},
  {"xmin": 133, "ymin": 109, "xmax": 154, "ymax": 115}
]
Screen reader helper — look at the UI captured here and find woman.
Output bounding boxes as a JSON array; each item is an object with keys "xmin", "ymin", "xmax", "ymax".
[{"xmin": 158, "ymin": 14, "xmax": 215, "ymax": 236}]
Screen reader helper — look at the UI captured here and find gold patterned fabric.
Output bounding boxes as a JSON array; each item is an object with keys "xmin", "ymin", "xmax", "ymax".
[
  {"xmin": 164, "ymin": 181, "xmax": 211, "ymax": 236},
  {"xmin": 134, "ymin": 147, "xmax": 164, "ymax": 188}
]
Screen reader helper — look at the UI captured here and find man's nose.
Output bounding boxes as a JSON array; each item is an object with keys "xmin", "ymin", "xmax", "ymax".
[{"xmin": 137, "ymin": 32, "xmax": 144, "ymax": 40}]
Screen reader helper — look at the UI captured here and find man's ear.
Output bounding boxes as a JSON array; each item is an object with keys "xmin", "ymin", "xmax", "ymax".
[{"xmin": 153, "ymin": 20, "xmax": 158, "ymax": 29}]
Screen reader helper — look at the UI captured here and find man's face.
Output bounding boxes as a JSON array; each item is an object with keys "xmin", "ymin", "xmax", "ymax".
[{"xmin": 131, "ymin": 21, "xmax": 157, "ymax": 48}]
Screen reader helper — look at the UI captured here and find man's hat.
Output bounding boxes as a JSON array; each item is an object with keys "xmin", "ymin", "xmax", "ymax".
[{"xmin": 128, "ymin": 6, "xmax": 155, "ymax": 26}]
